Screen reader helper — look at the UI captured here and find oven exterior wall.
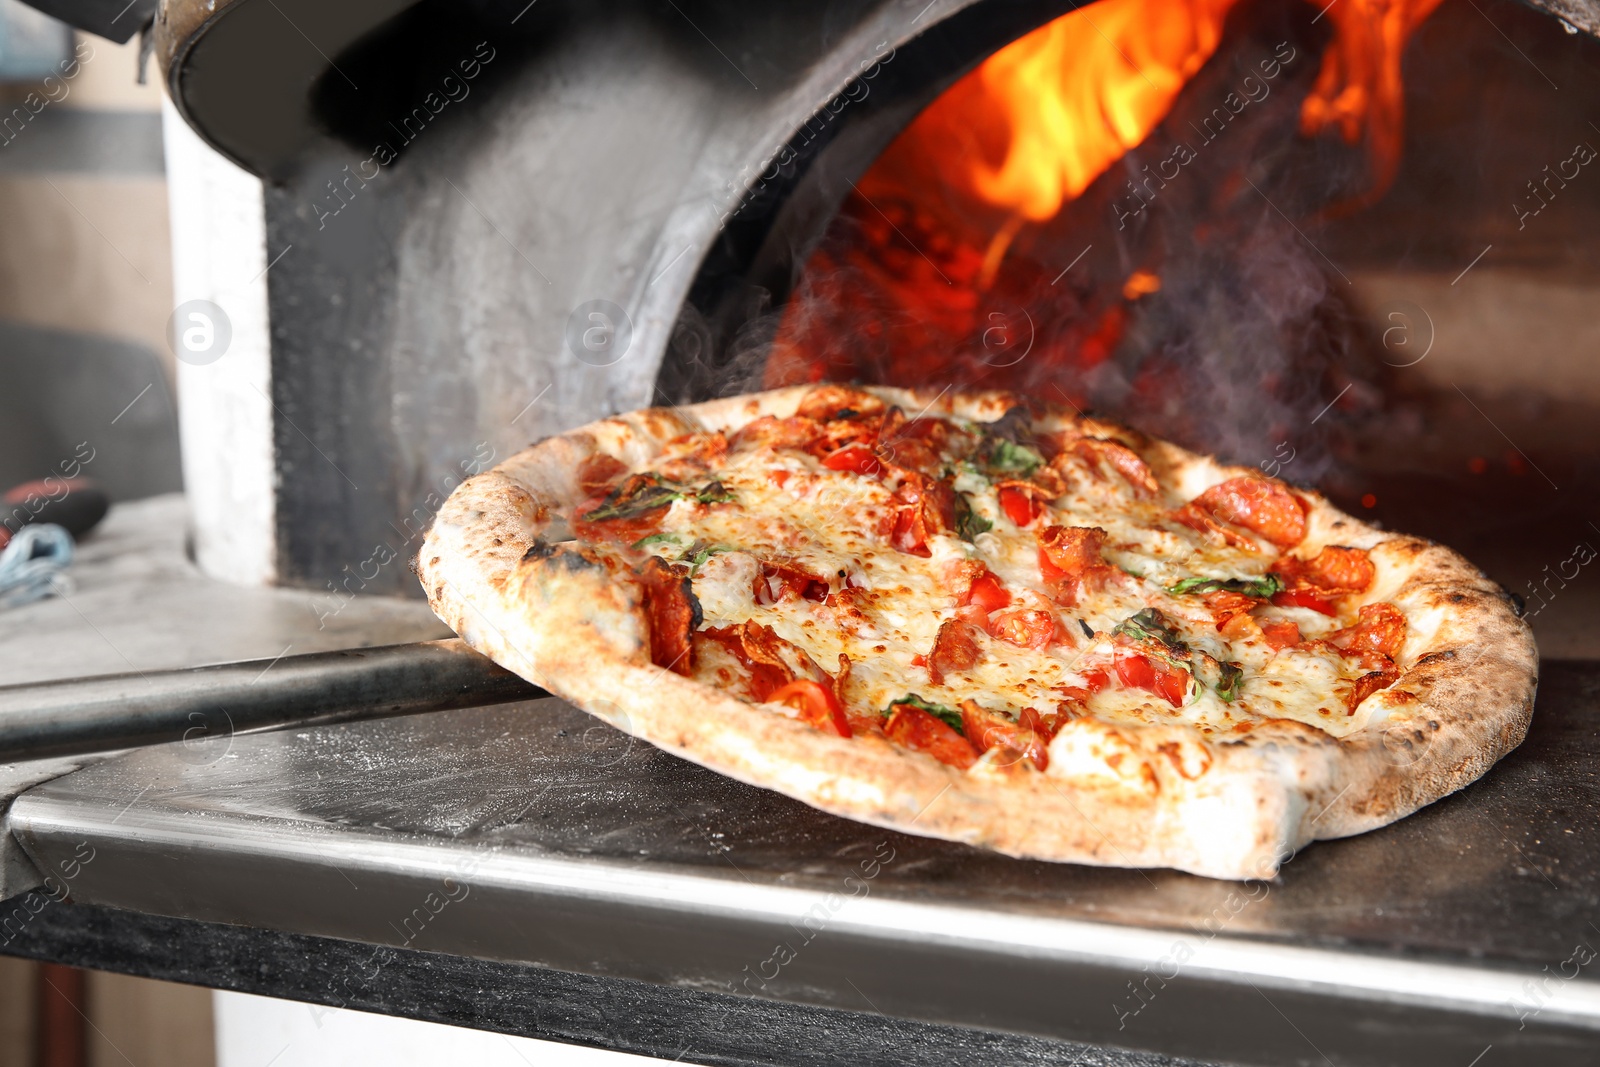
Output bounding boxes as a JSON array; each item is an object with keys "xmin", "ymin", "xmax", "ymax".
[{"xmin": 258, "ymin": 0, "xmax": 990, "ymax": 595}]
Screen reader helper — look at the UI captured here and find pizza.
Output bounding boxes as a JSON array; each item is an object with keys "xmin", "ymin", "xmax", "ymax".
[{"xmin": 417, "ymin": 384, "xmax": 1535, "ymax": 879}]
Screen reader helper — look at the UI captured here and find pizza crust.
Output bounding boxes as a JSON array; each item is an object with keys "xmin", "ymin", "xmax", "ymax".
[{"xmin": 417, "ymin": 386, "xmax": 1536, "ymax": 880}]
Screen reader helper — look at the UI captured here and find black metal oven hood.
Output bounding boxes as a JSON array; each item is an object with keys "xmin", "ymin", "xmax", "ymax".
[{"xmin": 150, "ymin": 0, "xmax": 1600, "ymax": 181}]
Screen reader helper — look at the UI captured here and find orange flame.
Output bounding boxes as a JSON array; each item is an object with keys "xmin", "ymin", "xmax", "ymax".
[
  {"xmin": 765, "ymin": 0, "xmax": 1453, "ymax": 394},
  {"xmin": 1300, "ymin": 0, "xmax": 1448, "ymax": 207},
  {"xmin": 964, "ymin": 0, "xmax": 1241, "ymax": 221},
  {"xmin": 862, "ymin": 0, "xmax": 1446, "ymax": 227}
]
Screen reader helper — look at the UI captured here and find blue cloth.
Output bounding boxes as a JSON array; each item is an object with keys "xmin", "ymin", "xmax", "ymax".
[{"xmin": 0, "ymin": 523, "xmax": 74, "ymax": 610}]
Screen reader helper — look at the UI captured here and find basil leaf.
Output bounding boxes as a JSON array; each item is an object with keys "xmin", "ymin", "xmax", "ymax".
[
  {"xmin": 954, "ymin": 493, "xmax": 991, "ymax": 542},
  {"xmin": 1111, "ymin": 608, "xmax": 1187, "ymax": 655},
  {"xmin": 1214, "ymin": 661, "xmax": 1244, "ymax": 702},
  {"xmin": 886, "ymin": 693, "xmax": 965, "ymax": 733},
  {"xmin": 1190, "ymin": 652, "xmax": 1244, "ymax": 702},
  {"xmin": 588, "ymin": 477, "xmax": 732, "ymax": 522},
  {"xmin": 1168, "ymin": 574, "xmax": 1283, "ymax": 598},
  {"xmin": 684, "ymin": 540, "xmax": 737, "ymax": 569},
  {"xmin": 695, "ymin": 480, "xmax": 736, "ymax": 505},
  {"xmin": 631, "ymin": 532, "xmax": 681, "ymax": 550},
  {"xmin": 585, "ymin": 475, "xmax": 683, "ymax": 521},
  {"xmin": 980, "ymin": 437, "xmax": 1043, "ymax": 478}
]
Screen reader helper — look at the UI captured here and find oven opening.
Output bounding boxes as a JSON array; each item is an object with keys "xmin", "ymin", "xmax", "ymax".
[{"xmin": 667, "ymin": 0, "xmax": 1600, "ymax": 657}]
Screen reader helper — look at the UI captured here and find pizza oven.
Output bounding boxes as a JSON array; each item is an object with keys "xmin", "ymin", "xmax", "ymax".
[
  {"xmin": 4, "ymin": 5, "xmax": 1600, "ymax": 1067},
  {"xmin": 156, "ymin": 0, "xmax": 1600, "ymax": 663}
]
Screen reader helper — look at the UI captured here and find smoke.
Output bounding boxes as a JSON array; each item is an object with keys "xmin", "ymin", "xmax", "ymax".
[{"xmin": 664, "ymin": 1, "xmax": 1397, "ymax": 483}]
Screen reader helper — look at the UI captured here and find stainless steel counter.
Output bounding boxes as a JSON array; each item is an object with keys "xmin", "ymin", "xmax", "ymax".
[{"xmin": 6, "ymin": 662, "xmax": 1600, "ymax": 1066}]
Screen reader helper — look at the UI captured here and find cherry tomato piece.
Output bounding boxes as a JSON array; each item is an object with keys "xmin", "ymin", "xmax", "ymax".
[{"xmin": 768, "ymin": 680, "xmax": 852, "ymax": 738}]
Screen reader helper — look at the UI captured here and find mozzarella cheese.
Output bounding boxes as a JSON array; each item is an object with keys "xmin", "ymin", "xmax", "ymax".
[{"xmin": 587, "ymin": 418, "xmax": 1400, "ymax": 745}]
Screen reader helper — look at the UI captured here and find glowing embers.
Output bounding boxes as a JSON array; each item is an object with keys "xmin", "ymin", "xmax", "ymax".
[{"xmin": 765, "ymin": 0, "xmax": 1448, "ymax": 446}]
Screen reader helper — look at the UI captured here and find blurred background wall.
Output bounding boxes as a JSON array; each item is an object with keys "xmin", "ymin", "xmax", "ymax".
[
  {"xmin": 0, "ymin": 0, "xmax": 181, "ymax": 504},
  {"xmin": 0, "ymin": 5, "xmax": 210, "ymax": 1064}
]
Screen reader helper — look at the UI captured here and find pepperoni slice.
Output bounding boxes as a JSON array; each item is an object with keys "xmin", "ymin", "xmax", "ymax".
[
  {"xmin": 1271, "ymin": 588, "xmax": 1340, "ymax": 616},
  {"xmin": 1330, "ymin": 602, "xmax": 1407, "ymax": 660},
  {"xmin": 1036, "ymin": 525, "xmax": 1116, "ymax": 605},
  {"xmin": 927, "ymin": 617, "xmax": 983, "ymax": 685},
  {"xmin": 754, "ymin": 561, "xmax": 830, "ymax": 605},
  {"xmin": 699, "ymin": 621, "xmax": 798, "ymax": 699},
  {"xmin": 729, "ymin": 415, "xmax": 824, "ymax": 452},
  {"xmin": 1072, "ymin": 438, "xmax": 1159, "ymax": 496},
  {"xmin": 1271, "ymin": 546, "xmax": 1376, "ymax": 615},
  {"xmin": 959, "ymin": 701, "xmax": 1048, "ymax": 770},
  {"xmin": 884, "ymin": 704, "xmax": 978, "ymax": 769},
  {"xmin": 1179, "ymin": 477, "xmax": 1307, "ymax": 549},
  {"xmin": 1037, "ymin": 525, "xmax": 1107, "ymax": 582},
  {"xmin": 636, "ymin": 557, "xmax": 699, "ymax": 676},
  {"xmin": 577, "ymin": 453, "xmax": 629, "ymax": 498},
  {"xmin": 1346, "ymin": 665, "xmax": 1402, "ymax": 713},
  {"xmin": 1258, "ymin": 618, "xmax": 1301, "ymax": 650},
  {"xmin": 890, "ymin": 472, "xmax": 956, "ymax": 556},
  {"xmin": 795, "ymin": 384, "xmax": 886, "ymax": 422},
  {"xmin": 1296, "ymin": 545, "xmax": 1376, "ymax": 593},
  {"xmin": 1202, "ymin": 590, "xmax": 1259, "ymax": 632}
]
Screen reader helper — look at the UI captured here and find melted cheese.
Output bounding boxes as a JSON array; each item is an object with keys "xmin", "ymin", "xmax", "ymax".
[{"xmin": 587, "ymin": 421, "xmax": 1399, "ymax": 743}]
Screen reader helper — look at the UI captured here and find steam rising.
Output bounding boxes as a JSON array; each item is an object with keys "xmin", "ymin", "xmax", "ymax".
[{"xmin": 665, "ymin": 3, "xmax": 1410, "ymax": 483}]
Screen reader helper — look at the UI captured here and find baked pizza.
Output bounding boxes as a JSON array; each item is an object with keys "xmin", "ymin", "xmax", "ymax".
[{"xmin": 418, "ymin": 384, "xmax": 1535, "ymax": 879}]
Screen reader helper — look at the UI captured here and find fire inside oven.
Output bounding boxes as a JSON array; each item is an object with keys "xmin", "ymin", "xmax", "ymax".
[{"xmin": 666, "ymin": 0, "xmax": 1600, "ymax": 657}]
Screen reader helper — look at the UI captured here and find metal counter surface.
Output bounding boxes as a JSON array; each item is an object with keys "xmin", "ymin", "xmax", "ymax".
[{"xmin": 7, "ymin": 662, "xmax": 1600, "ymax": 1067}]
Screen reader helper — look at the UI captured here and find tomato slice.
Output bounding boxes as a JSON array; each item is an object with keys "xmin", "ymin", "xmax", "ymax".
[
  {"xmin": 822, "ymin": 445, "xmax": 883, "ymax": 476},
  {"xmin": 1114, "ymin": 651, "xmax": 1190, "ymax": 707},
  {"xmin": 884, "ymin": 704, "xmax": 978, "ymax": 769},
  {"xmin": 963, "ymin": 571, "xmax": 1012, "ymax": 614},
  {"xmin": 892, "ymin": 504, "xmax": 932, "ymax": 557},
  {"xmin": 1271, "ymin": 588, "xmax": 1339, "ymax": 616},
  {"xmin": 768, "ymin": 680, "xmax": 851, "ymax": 738},
  {"xmin": 988, "ymin": 609, "xmax": 1056, "ymax": 649},
  {"xmin": 998, "ymin": 485, "xmax": 1038, "ymax": 527}
]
